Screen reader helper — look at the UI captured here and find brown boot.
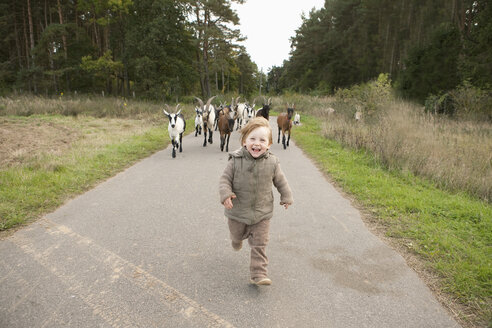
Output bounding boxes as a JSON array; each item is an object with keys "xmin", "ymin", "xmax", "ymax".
[
  {"xmin": 250, "ymin": 277, "xmax": 272, "ymax": 286},
  {"xmin": 232, "ymin": 240, "xmax": 242, "ymax": 251}
]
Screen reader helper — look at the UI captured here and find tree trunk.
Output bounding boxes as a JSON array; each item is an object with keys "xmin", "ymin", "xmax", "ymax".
[
  {"xmin": 74, "ymin": 0, "xmax": 79, "ymax": 41},
  {"xmin": 27, "ymin": 0, "xmax": 37, "ymax": 93},
  {"xmin": 57, "ymin": 0, "xmax": 68, "ymax": 61},
  {"xmin": 13, "ymin": 0, "xmax": 23, "ymax": 68},
  {"xmin": 221, "ymin": 66, "xmax": 225, "ymax": 92},
  {"xmin": 22, "ymin": 5, "xmax": 29, "ymax": 70},
  {"xmin": 202, "ymin": 9, "xmax": 211, "ymax": 98},
  {"xmin": 196, "ymin": 47, "xmax": 206, "ymax": 97}
]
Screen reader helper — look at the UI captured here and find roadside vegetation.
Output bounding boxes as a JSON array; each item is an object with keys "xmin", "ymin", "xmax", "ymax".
[
  {"xmin": 0, "ymin": 96, "xmax": 196, "ymax": 232},
  {"xmin": 1, "ymin": 88, "xmax": 491, "ymax": 326},
  {"xmin": 277, "ymin": 77, "xmax": 491, "ymax": 327}
]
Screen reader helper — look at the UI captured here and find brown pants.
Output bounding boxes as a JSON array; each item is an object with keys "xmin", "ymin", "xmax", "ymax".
[{"xmin": 228, "ymin": 218, "xmax": 270, "ymax": 280}]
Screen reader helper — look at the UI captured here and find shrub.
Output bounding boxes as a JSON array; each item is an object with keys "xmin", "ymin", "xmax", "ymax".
[{"xmin": 424, "ymin": 93, "xmax": 456, "ymax": 116}]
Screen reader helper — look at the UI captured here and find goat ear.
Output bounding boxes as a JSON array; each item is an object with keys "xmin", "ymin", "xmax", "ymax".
[
  {"xmin": 163, "ymin": 109, "xmax": 170, "ymax": 116},
  {"xmin": 176, "ymin": 108, "xmax": 182, "ymax": 115}
]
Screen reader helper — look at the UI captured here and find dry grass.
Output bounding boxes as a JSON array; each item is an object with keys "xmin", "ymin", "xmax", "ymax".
[
  {"xmin": 321, "ymin": 101, "xmax": 492, "ymax": 202},
  {"xmin": 0, "ymin": 115, "xmax": 165, "ymax": 170},
  {"xmin": 0, "ymin": 94, "xmax": 174, "ymax": 118},
  {"xmin": 279, "ymin": 90, "xmax": 492, "ymax": 203}
]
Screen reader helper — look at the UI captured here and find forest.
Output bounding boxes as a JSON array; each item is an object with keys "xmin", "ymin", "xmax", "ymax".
[{"xmin": 0, "ymin": 0, "xmax": 490, "ymax": 107}]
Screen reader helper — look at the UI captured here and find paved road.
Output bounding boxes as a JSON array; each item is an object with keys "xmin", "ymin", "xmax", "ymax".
[{"xmin": 1, "ymin": 118, "xmax": 460, "ymax": 328}]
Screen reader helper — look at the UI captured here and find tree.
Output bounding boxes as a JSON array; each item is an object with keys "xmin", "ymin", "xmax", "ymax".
[
  {"xmin": 80, "ymin": 50, "xmax": 123, "ymax": 93},
  {"xmin": 124, "ymin": 0, "xmax": 197, "ymax": 100},
  {"xmin": 186, "ymin": 0, "xmax": 244, "ymax": 98}
]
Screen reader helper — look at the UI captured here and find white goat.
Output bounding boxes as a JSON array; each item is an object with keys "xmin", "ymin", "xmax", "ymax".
[
  {"xmin": 163, "ymin": 104, "xmax": 186, "ymax": 158},
  {"xmin": 293, "ymin": 112, "xmax": 301, "ymax": 125},
  {"xmin": 243, "ymin": 102, "xmax": 255, "ymax": 127},
  {"xmin": 355, "ymin": 106, "xmax": 362, "ymax": 122},
  {"xmin": 195, "ymin": 96, "xmax": 217, "ymax": 147},
  {"xmin": 194, "ymin": 107, "xmax": 203, "ymax": 136}
]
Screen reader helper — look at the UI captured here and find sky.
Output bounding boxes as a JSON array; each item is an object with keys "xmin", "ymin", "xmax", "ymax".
[{"xmin": 231, "ymin": 0, "xmax": 326, "ymax": 72}]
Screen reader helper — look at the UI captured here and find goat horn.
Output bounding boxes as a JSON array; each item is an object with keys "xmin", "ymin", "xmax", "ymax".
[
  {"xmin": 262, "ymin": 96, "xmax": 267, "ymax": 105},
  {"xmin": 268, "ymin": 97, "xmax": 272, "ymax": 105},
  {"xmin": 195, "ymin": 97, "xmax": 204, "ymax": 109},
  {"xmin": 205, "ymin": 96, "xmax": 217, "ymax": 111}
]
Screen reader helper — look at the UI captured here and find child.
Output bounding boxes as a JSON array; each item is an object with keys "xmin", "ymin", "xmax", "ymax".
[{"xmin": 219, "ymin": 117, "xmax": 293, "ymax": 286}]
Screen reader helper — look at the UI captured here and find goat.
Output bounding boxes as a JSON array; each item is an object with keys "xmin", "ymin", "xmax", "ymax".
[
  {"xmin": 235, "ymin": 99, "xmax": 255, "ymax": 130},
  {"xmin": 277, "ymin": 104, "xmax": 294, "ymax": 150},
  {"xmin": 243, "ymin": 101, "xmax": 255, "ymax": 128},
  {"xmin": 217, "ymin": 99, "xmax": 238, "ymax": 152},
  {"xmin": 214, "ymin": 102, "xmax": 225, "ymax": 131},
  {"xmin": 355, "ymin": 105, "xmax": 362, "ymax": 122},
  {"xmin": 163, "ymin": 104, "xmax": 186, "ymax": 158},
  {"xmin": 256, "ymin": 97, "xmax": 272, "ymax": 120},
  {"xmin": 293, "ymin": 112, "xmax": 301, "ymax": 125},
  {"xmin": 195, "ymin": 96, "xmax": 217, "ymax": 146},
  {"xmin": 194, "ymin": 107, "xmax": 203, "ymax": 136}
]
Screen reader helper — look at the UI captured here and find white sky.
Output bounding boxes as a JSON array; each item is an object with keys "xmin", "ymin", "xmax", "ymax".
[{"xmin": 232, "ymin": 0, "xmax": 325, "ymax": 72}]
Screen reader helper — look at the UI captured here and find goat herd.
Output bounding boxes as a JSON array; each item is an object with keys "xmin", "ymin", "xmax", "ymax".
[{"xmin": 162, "ymin": 96, "xmax": 301, "ymax": 158}]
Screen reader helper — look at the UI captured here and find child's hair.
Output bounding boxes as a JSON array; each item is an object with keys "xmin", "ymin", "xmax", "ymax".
[{"xmin": 240, "ymin": 117, "xmax": 273, "ymax": 145}]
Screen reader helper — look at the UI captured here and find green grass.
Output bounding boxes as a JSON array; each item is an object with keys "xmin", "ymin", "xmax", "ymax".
[
  {"xmin": 0, "ymin": 116, "xmax": 195, "ymax": 232},
  {"xmin": 293, "ymin": 114, "xmax": 492, "ymax": 326}
]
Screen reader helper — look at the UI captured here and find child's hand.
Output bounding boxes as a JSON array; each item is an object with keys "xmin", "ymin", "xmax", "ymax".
[
  {"xmin": 281, "ymin": 202, "xmax": 291, "ymax": 209},
  {"xmin": 223, "ymin": 195, "xmax": 236, "ymax": 209}
]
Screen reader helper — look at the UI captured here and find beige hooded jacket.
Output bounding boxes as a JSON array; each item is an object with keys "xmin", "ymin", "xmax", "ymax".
[{"xmin": 219, "ymin": 147, "xmax": 293, "ymax": 225}]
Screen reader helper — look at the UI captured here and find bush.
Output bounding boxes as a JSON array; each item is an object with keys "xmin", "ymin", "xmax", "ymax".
[
  {"xmin": 449, "ymin": 82, "xmax": 492, "ymax": 121},
  {"xmin": 334, "ymin": 73, "xmax": 393, "ymax": 119},
  {"xmin": 425, "ymin": 93, "xmax": 456, "ymax": 116},
  {"xmin": 425, "ymin": 83, "xmax": 492, "ymax": 121}
]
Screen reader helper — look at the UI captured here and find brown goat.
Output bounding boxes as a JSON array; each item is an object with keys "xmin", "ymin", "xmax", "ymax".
[
  {"xmin": 277, "ymin": 105, "xmax": 295, "ymax": 149},
  {"xmin": 218, "ymin": 100, "xmax": 238, "ymax": 152}
]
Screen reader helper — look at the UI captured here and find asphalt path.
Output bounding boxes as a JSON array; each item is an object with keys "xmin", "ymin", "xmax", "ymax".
[{"xmin": 0, "ymin": 117, "xmax": 460, "ymax": 327}]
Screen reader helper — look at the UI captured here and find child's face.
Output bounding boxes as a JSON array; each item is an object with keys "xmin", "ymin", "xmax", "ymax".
[{"xmin": 243, "ymin": 126, "xmax": 271, "ymax": 158}]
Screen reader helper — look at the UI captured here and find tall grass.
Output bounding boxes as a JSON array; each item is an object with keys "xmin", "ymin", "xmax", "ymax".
[
  {"xmin": 322, "ymin": 102, "xmax": 492, "ymax": 202},
  {"xmin": 0, "ymin": 94, "xmax": 195, "ymax": 119},
  {"xmin": 276, "ymin": 78, "xmax": 492, "ymax": 203}
]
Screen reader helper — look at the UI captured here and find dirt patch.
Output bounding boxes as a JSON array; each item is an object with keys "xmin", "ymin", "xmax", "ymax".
[{"xmin": 0, "ymin": 117, "xmax": 80, "ymax": 167}]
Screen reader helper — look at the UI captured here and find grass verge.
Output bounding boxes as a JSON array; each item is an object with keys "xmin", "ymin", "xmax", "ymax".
[
  {"xmin": 292, "ymin": 114, "xmax": 491, "ymax": 327},
  {"xmin": 0, "ymin": 115, "xmax": 194, "ymax": 232}
]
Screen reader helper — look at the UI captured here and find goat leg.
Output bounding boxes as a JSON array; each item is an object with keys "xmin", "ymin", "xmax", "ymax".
[{"xmin": 203, "ymin": 124, "xmax": 207, "ymax": 147}]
